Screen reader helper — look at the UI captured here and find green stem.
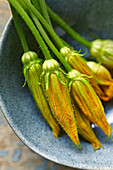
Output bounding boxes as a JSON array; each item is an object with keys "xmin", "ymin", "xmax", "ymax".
[
  {"xmin": 11, "ymin": 6, "xmax": 29, "ymax": 52},
  {"xmin": 23, "ymin": 0, "xmax": 64, "ymax": 49},
  {"xmin": 8, "ymin": 0, "xmax": 51, "ymax": 60},
  {"xmin": 38, "ymin": 0, "xmax": 53, "ymax": 28},
  {"xmin": 30, "ymin": 0, "xmax": 72, "ymax": 71},
  {"xmin": 31, "ymin": 0, "xmax": 41, "ymax": 13},
  {"xmin": 31, "ymin": 13, "xmax": 72, "ymax": 72},
  {"xmin": 31, "ymin": 0, "xmax": 74, "ymax": 49},
  {"xmin": 37, "ymin": 0, "xmax": 73, "ymax": 50},
  {"xmin": 47, "ymin": 6, "xmax": 92, "ymax": 49}
]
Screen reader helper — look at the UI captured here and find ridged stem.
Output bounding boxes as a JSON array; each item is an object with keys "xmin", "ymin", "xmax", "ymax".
[
  {"xmin": 47, "ymin": 5, "xmax": 92, "ymax": 49},
  {"xmin": 31, "ymin": 0, "xmax": 41, "ymax": 13},
  {"xmin": 32, "ymin": 0, "xmax": 74, "ymax": 50},
  {"xmin": 31, "ymin": 13, "xmax": 72, "ymax": 72},
  {"xmin": 38, "ymin": 0, "xmax": 53, "ymax": 28},
  {"xmin": 8, "ymin": 0, "xmax": 52, "ymax": 60},
  {"xmin": 11, "ymin": 6, "xmax": 29, "ymax": 52},
  {"xmin": 22, "ymin": 0, "xmax": 64, "ymax": 49}
]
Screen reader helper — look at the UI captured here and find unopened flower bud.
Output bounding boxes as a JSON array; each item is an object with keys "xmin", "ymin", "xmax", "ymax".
[
  {"xmin": 22, "ymin": 51, "xmax": 38, "ymax": 66},
  {"xmin": 90, "ymin": 39, "xmax": 113, "ymax": 68},
  {"xmin": 43, "ymin": 59, "xmax": 59, "ymax": 72},
  {"xmin": 68, "ymin": 69, "xmax": 113, "ymax": 137},
  {"xmin": 60, "ymin": 46, "xmax": 105, "ymax": 100},
  {"xmin": 87, "ymin": 61, "xmax": 113, "ymax": 101},
  {"xmin": 41, "ymin": 59, "xmax": 80, "ymax": 148},
  {"xmin": 21, "ymin": 52, "xmax": 61, "ymax": 138}
]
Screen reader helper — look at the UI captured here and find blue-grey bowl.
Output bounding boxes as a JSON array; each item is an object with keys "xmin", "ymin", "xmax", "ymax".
[{"xmin": 0, "ymin": 0, "xmax": 113, "ymax": 169}]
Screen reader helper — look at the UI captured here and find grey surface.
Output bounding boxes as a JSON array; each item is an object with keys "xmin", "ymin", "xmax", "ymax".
[{"xmin": 0, "ymin": 0, "xmax": 113, "ymax": 169}]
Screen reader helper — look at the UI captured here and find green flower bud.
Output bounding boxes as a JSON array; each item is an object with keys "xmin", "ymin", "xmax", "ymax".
[
  {"xmin": 41, "ymin": 59, "xmax": 67, "ymax": 91},
  {"xmin": 42, "ymin": 59, "xmax": 60, "ymax": 72},
  {"xmin": 22, "ymin": 51, "xmax": 39, "ymax": 66},
  {"xmin": 90, "ymin": 39, "xmax": 113, "ymax": 68},
  {"xmin": 60, "ymin": 46, "xmax": 73, "ymax": 60},
  {"xmin": 68, "ymin": 69, "xmax": 82, "ymax": 79}
]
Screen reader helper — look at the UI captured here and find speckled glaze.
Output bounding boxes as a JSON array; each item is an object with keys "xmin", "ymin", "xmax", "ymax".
[{"xmin": 0, "ymin": 0, "xmax": 113, "ymax": 169}]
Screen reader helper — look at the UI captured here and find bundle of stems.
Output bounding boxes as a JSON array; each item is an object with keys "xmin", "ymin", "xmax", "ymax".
[{"xmin": 7, "ymin": 0, "xmax": 113, "ymax": 150}]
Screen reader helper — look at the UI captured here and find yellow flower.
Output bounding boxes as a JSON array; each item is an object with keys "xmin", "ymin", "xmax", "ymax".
[
  {"xmin": 41, "ymin": 59, "xmax": 80, "ymax": 148},
  {"xmin": 90, "ymin": 39, "xmax": 113, "ymax": 68},
  {"xmin": 87, "ymin": 61, "xmax": 113, "ymax": 101},
  {"xmin": 21, "ymin": 51, "xmax": 61, "ymax": 138},
  {"xmin": 60, "ymin": 46, "xmax": 105, "ymax": 100},
  {"xmin": 68, "ymin": 69, "xmax": 113, "ymax": 137},
  {"xmin": 72, "ymin": 101, "xmax": 102, "ymax": 150}
]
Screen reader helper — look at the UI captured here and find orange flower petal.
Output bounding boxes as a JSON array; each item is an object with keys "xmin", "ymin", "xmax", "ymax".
[
  {"xmin": 43, "ymin": 72, "xmax": 80, "ymax": 147},
  {"xmin": 60, "ymin": 47, "xmax": 105, "ymax": 100},
  {"xmin": 71, "ymin": 80, "xmax": 112, "ymax": 137},
  {"xmin": 72, "ymin": 101, "xmax": 102, "ymax": 150}
]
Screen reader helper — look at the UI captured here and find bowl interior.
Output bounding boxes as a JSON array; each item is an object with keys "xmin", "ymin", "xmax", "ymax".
[{"xmin": 0, "ymin": 0, "xmax": 113, "ymax": 169}]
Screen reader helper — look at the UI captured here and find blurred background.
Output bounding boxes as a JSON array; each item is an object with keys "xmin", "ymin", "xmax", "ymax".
[{"xmin": 0, "ymin": 1, "xmax": 80, "ymax": 170}]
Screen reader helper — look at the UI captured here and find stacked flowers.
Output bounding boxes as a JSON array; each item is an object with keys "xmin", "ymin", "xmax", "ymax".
[{"xmin": 8, "ymin": 0, "xmax": 113, "ymax": 150}]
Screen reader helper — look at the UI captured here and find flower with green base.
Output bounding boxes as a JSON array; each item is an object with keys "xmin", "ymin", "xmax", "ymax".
[
  {"xmin": 22, "ymin": 51, "xmax": 61, "ymax": 138},
  {"xmin": 60, "ymin": 46, "xmax": 106, "ymax": 100},
  {"xmin": 41, "ymin": 59, "xmax": 81, "ymax": 148},
  {"xmin": 68, "ymin": 69, "xmax": 113, "ymax": 137},
  {"xmin": 90, "ymin": 39, "xmax": 113, "ymax": 68},
  {"xmin": 41, "ymin": 59, "xmax": 67, "ymax": 91}
]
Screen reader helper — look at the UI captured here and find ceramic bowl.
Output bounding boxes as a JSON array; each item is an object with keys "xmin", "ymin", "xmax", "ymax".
[{"xmin": 0, "ymin": 0, "xmax": 113, "ymax": 169}]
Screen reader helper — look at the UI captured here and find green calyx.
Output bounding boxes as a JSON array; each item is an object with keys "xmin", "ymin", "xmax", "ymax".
[
  {"xmin": 41, "ymin": 59, "xmax": 68, "ymax": 91},
  {"xmin": 21, "ymin": 51, "xmax": 43, "ymax": 66},
  {"xmin": 60, "ymin": 46, "xmax": 85, "ymax": 61},
  {"xmin": 42, "ymin": 59, "xmax": 60, "ymax": 72},
  {"xmin": 67, "ymin": 69, "xmax": 92, "ymax": 91},
  {"xmin": 21, "ymin": 51, "xmax": 43, "ymax": 87},
  {"xmin": 68, "ymin": 69, "xmax": 82, "ymax": 79},
  {"xmin": 60, "ymin": 46, "xmax": 74, "ymax": 59},
  {"xmin": 68, "ymin": 69, "xmax": 93, "ymax": 80}
]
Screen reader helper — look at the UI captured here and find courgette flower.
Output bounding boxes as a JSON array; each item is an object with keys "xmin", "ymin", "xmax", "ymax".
[
  {"xmin": 21, "ymin": 51, "xmax": 61, "ymax": 138},
  {"xmin": 60, "ymin": 46, "xmax": 105, "ymax": 100},
  {"xmin": 41, "ymin": 59, "xmax": 80, "ymax": 148},
  {"xmin": 68, "ymin": 69, "xmax": 113, "ymax": 137},
  {"xmin": 90, "ymin": 39, "xmax": 113, "ymax": 68},
  {"xmin": 72, "ymin": 101, "xmax": 102, "ymax": 150},
  {"xmin": 87, "ymin": 61, "xmax": 113, "ymax": 101}
]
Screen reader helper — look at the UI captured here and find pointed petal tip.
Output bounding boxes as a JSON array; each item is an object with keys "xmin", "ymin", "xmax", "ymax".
[
  {"xmin": 54, "ymin": 135, "xmax": 59, "ymax": 139},
  {"xmin": 53, "ymin": 132, "xmax": 59, "ymax": 139},
  {"xmin": 92, "ymin": 143, "xmax": 103, "ymax": 151},
  {"xmin": 108, "ymin": 134, "xmax": 113, "ymax": 141},
  {"xmin": 53, "ymin": 130, "xmax": 64, "ymax": 138},
  {"xmin": 72, "ymin": 141, "xmax": 82, "ymax": 150},
  {"xmin": 76, "ymin": 144, "xmax": 82, "ymax": 150}
]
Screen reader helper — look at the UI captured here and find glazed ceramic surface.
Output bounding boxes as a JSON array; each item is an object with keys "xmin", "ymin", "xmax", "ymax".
[{"xmin": 0, "ymin": 0, "xmax": 113, "ymax": 169}]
